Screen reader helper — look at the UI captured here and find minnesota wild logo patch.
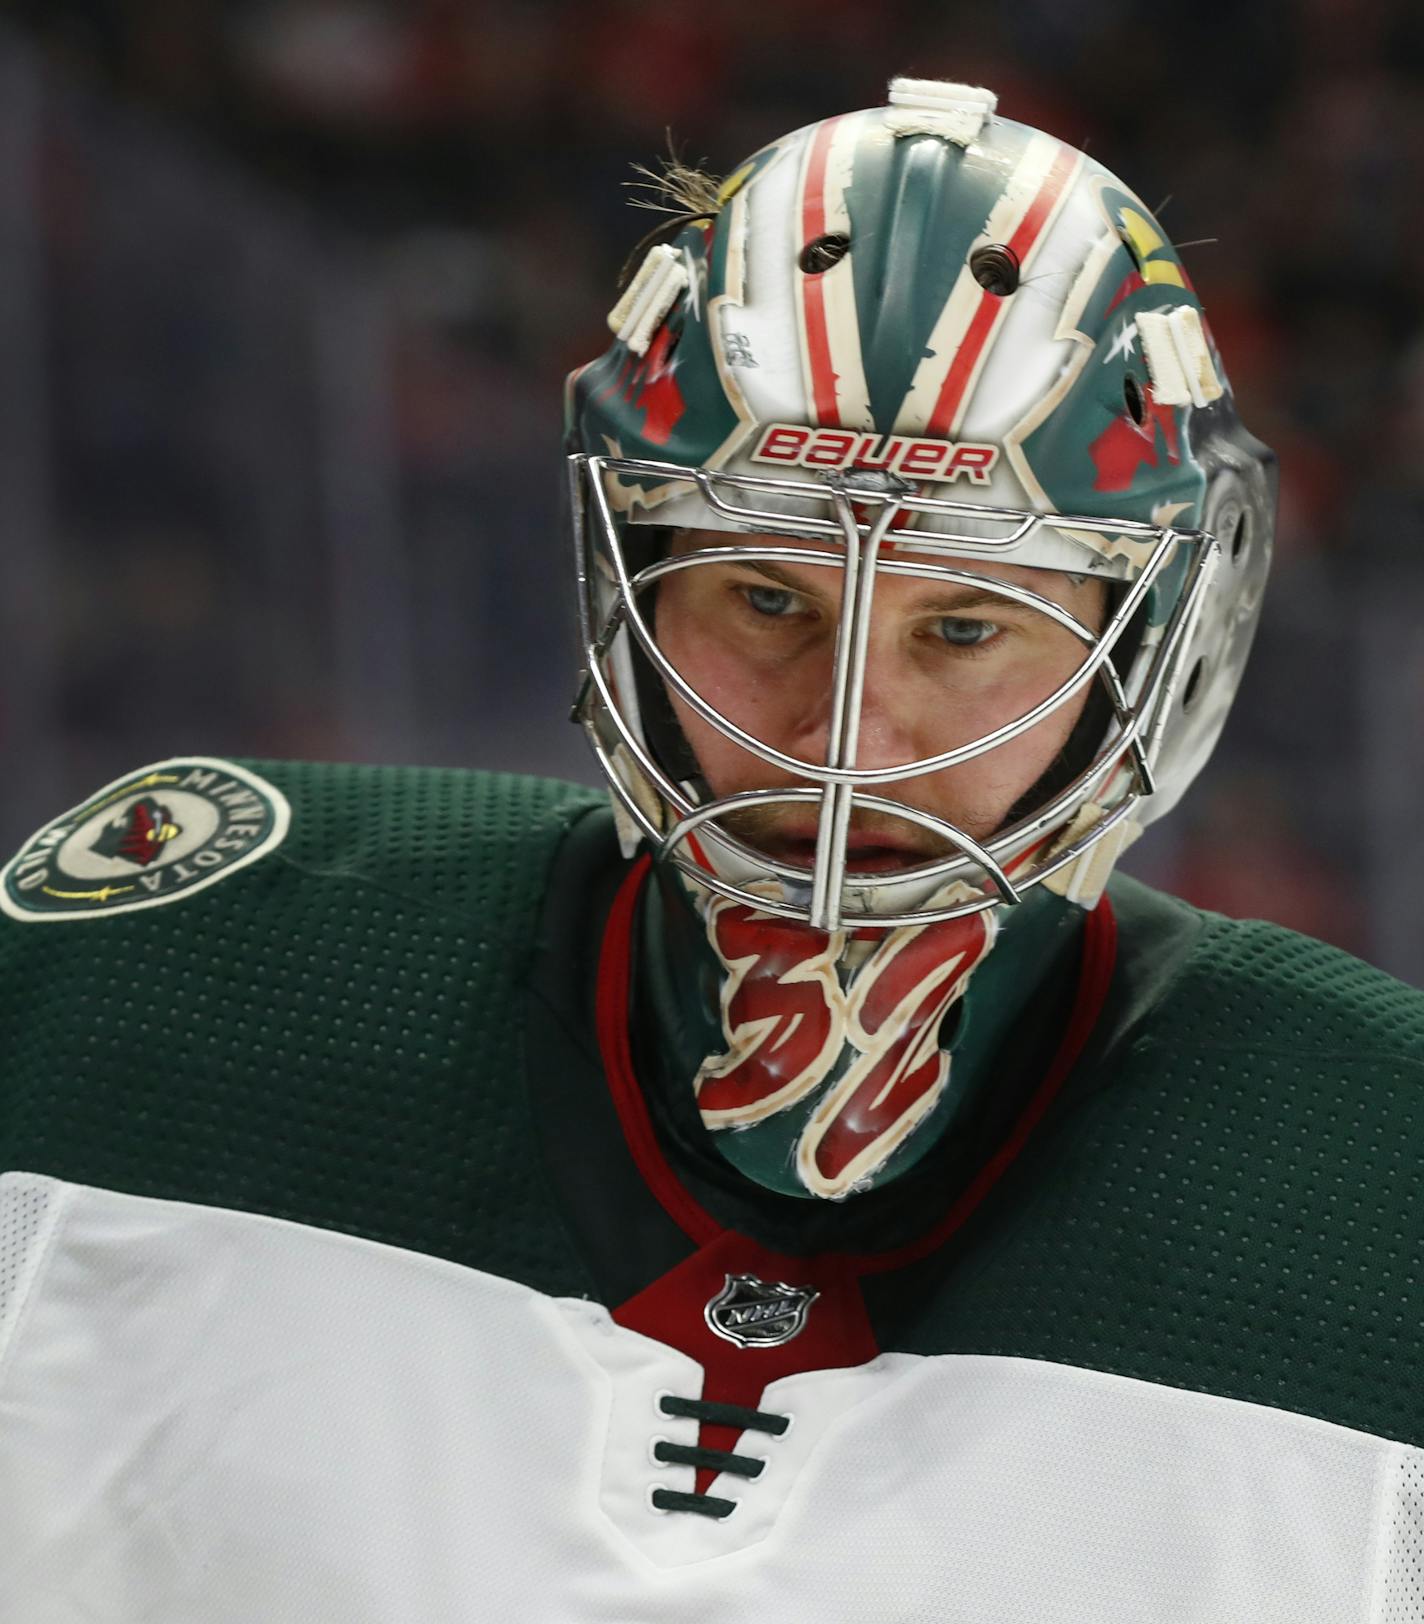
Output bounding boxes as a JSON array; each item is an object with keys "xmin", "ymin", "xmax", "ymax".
[{"xmin": 1, "ymin": 758, "xmax": 290, "ymax": 922}]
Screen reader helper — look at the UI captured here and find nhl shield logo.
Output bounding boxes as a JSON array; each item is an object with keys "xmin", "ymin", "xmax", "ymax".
[
  {"xmin": 1, "ymin": 757, "xmax": 290, "ymax": 922},
  {"xmin": 704, "ymin": 1272, "xmax": 819, "ymax": 1349}
]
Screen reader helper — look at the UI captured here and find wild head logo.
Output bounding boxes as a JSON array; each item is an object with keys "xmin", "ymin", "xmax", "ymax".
[
  {"xmin": 89, "ymin": 796, "xmax": 182, "ymax": 868},
  {"xmin": 1, "ymin": 758, "xmax": 291, "ymax": 922}
]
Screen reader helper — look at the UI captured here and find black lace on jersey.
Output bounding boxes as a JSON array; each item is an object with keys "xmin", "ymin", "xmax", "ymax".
[{"xmin": 651, "ymin": 1394, "xmax": 791, "ymax": 1519}]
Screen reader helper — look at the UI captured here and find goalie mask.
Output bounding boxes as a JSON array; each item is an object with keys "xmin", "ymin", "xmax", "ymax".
[{"xmin": 565, "ymin": 79, "xmax": 1276, "ymax": 1200}]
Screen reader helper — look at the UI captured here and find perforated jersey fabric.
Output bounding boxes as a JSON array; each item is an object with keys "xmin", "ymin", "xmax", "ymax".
[
  {"xmin": 865, "ymin": 879, "xmax": 1424, "ymax": 1452},
  {"xmin": 0, "ymin": 760, "xmax": 606, "ymax": 1298},
  {"xmin": 4, "ymin": 759, "xmax": 1424, "ymax": 1622},
  {"xmin": 4, "ymin": 1169, "xmax": 1413, "ymax": 1622},
  {"xmin": 1381, "ymin": 1450, "xmax": 1424, "ymax": 1621},
  {"xmin": 0, "ymin": 1172, "xmax": 54, "ymax": 1361}
]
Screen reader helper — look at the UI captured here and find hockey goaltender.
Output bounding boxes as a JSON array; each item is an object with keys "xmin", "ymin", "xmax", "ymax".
[{"xmin": 3, "ymin": 76, "xmax": 1423, "ymax": 1624}]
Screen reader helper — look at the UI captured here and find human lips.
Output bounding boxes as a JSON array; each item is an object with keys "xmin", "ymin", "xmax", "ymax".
[{"xmin": 752, "ymin": 823, "xmax": 951, "ymax": 874}]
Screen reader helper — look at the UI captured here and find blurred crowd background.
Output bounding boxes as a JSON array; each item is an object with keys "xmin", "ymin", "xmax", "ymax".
[{"xmin": 0, "ymin": 0, "xmax": 1420, "ymax": 982}]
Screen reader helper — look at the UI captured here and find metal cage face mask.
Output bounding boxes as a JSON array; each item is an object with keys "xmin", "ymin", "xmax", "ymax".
[
  {"xmin": 571, "ymin": 453, "xmax": 1220, "ymax": 930},
  {"xmin": 565, "ymin": 81, "xmax": 1277, "ymax": 931}
]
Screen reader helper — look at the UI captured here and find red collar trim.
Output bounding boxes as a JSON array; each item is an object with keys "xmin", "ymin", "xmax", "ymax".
[
  {"xmin": 594, "ymin": 855, "xmax": 722, "ymax": 1245},
  {"xmin": 593, "ymin": 855, "xmax": 1119, "ymax": 1271}
]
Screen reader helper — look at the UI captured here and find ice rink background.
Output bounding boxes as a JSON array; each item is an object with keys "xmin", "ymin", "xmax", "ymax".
[{"xmin": 0, "ymin": 1, "xmax": 1420, "ymax": 983}]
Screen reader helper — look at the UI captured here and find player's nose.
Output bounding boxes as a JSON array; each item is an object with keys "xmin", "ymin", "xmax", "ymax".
[{"xmin": 784, "ymin": 640, "xmax": 925, "ymax": 771}]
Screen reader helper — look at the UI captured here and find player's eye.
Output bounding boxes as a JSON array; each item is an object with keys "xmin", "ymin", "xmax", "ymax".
[
  {"xmin": 744, "ymin": 585, "xmax": 799, "ymax": 617},
  {"xmin": 937, "ymin": 616, "xmax": 999, "ymax": 648}
]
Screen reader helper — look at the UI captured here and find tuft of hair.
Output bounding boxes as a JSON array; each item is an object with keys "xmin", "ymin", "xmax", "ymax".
[{"xmin": 624, "ymin": 144, "xmax": 724, "ymax": 218}]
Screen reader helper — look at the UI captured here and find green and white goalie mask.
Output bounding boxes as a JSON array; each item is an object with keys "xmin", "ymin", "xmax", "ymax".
[
  {"xmin": 565, "ymin": 79, "xmax": 1276, "ymax": 1198},
  {"xmin": 568, "ymin": 79, "xmax": 1275, "ymax": 933}
]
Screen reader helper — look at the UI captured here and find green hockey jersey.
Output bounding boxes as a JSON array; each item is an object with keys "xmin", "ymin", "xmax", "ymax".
[{"xmin": 2, "ymin": 756, "xmax": 1423, "ymax": 1622}]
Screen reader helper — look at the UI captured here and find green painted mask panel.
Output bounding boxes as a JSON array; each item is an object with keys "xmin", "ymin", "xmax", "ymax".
[
  {"xmin": 845, "ymin": 125, "xmax": 1030, "ymax": 433},
  {"xmin": 566, "ymin": 221, "xmax": 739, "ymax": 479},
  {"xmin": 565, "ymin": 142, "xmax": 785, "ymax": 479},
  {"xmin": 639, "ymin": 866, "xmax": 1085, "ymax": 1200},
  {"xmin": 1016, "ymin": 183, "xmax": 1212, "ymax": 536}
]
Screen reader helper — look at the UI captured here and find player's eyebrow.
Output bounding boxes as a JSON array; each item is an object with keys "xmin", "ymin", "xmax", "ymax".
[{"xmin": 730, "ymin": 555, "xmax": 1027, "ymax": 615}]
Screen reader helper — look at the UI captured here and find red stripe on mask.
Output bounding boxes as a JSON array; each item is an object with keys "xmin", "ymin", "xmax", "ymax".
[
  {"xmin": 927, "ymin": 141, "xmax": 1079, "ymax": 438},
  {"xmin": 800, "ymin": 116, "xmax": 845, "ymax": 427}
]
